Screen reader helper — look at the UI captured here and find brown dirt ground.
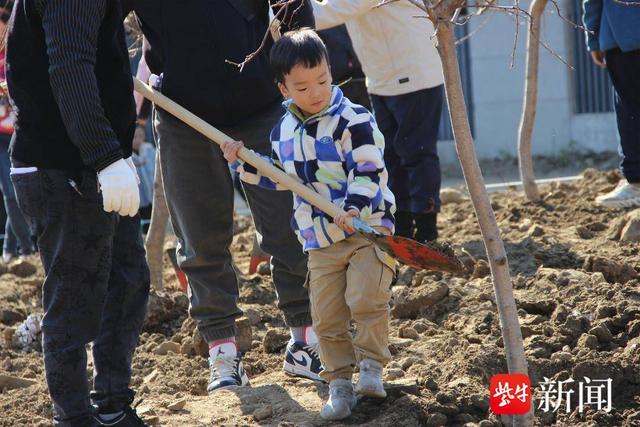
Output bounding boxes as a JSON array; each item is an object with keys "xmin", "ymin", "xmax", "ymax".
[{"xmin": 1, "ymin": 168, "xmax": 639, "ymax": 427}]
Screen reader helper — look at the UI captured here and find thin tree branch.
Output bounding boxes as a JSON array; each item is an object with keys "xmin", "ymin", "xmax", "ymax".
[
  {"xmin": 224, "ymin": 0, "xmax": 299, "ymax": 72},
  {"xmin": 455, "ymin": 12, "xmax": 492, "ymax": 45},
  {"xmin": 406, "ymin": 0, "xmax": 431, "ymax": 11},
  {"xmin": 511, "ymin": 0, "xmax": 521, "ymax": 68},
  {"xmin": 547, "ymin": 0, "xmax": 591, "ymax": 32}
]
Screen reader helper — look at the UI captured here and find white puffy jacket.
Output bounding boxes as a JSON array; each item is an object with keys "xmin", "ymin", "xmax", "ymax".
[{"xmin": 313, "ymin": 0, "xmax": 444, "ymax": 96}]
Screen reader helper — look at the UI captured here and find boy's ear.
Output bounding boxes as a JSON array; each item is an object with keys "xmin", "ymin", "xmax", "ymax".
[{"xmin": 277, "ymin": 81, "xmax": 289, "ymax": 99}]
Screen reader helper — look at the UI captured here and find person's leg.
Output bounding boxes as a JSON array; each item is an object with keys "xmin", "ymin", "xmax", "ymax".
[
  {"xmin": 11, "ymin": 167, "xmax": 116, "ymax": 427},
  {"xmin": 605, "ymin": 49, "xmax": 640, "ymax": 184},
  {"xmin": 345, "ymin": 239, "xmax": 393, "ymax": 366},
  {"xmin": 3, "ymin": 218, "xmax": 17, "ymax": 260},
  {"xmin": 345, "ymin": 237, "xmax": 394, "ymax": 399},
  {"xmin": 307, "ymin": 244, "xmax": 354, "ymax": 382},
  {"xmin": 0, "ymin": 143, "xmax": 33, "ymax": 254},
  {"xmin": 221, "ymin": 102, "xmax": 311, "ymax": 328},
  {"xmin": 385, "ymin": 86, "xmax": 443, "ymax": 241},
  {"xmin": 91, "ymin": 196, "xmax": 150, "ymax": 417},
  {"xmin": 155, "ymin": 110, "xmax": 241, "ymax": 342},
  {"xmin": 370, "ymin": 94, "xmax": 413, "ymax": 237}
]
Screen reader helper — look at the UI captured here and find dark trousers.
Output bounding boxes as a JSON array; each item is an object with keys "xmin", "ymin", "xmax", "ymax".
[
  {"xmin": 370, "ymin": 85, "xmax": 444, "ymax": 213},
  {"xmin": 11, "ymin": 167, "xmax": 150, "ymax": 427},
  {"xmin": 154, "ymin": 102, "xmax": 311, "ymax": 343},
  {"xmin": 0, "ymin": 138, "xmax": 33, "ymax": 255},
  {"xmin": 606, "ymin": 48, "xmax": 640, "ymax": 183}
]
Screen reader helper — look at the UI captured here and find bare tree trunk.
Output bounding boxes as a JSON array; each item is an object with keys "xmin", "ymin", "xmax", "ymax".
[
  {"xmin": 517, "ymin": 0, "xmax": 547, "ymax": 202},
  {"xmin": 145, "ymin": 151, "xmax": 169, "ymax": 290},
  {"xmin": 435, "ymin": 22, "xmax": 533, "ymax": 427}
]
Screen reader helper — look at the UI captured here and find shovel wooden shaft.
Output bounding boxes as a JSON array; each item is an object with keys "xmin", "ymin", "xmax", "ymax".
[{"xmin": 132, "ymin": 77, "xmax": 345, "ymax": 221}]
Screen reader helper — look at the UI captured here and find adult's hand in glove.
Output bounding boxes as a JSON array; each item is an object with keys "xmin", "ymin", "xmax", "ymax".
[{"xmin": 97, "ymin": 158, "xmax": 140, "ymax": 217}]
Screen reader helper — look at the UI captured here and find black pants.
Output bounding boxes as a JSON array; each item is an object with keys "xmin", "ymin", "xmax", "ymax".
[
  {"xmin": 11, "ymin": 167, "xmax": 150, "ymax": 427},
  {"xmin": 154, "ymin": 102, "xmax": 311, "ymax": 343},
  {"xmin": 606, "ymin": 48, "xmax": 640, "ymax": 183},
  {"xmin": 370, "ymin": 85, "xmax": 444, "ymax": 213}
]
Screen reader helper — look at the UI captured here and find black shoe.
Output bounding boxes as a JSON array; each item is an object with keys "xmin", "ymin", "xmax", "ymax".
[
  {"xmin": 283, "ymin": 339, "xmax": 323, "ymax": 381},
  {"xmin": 414, "ymin": 212, "xmax": 438, "ymax": 242},
  {"xmin": 394, "ymin": 211, "xmax": 415, "ymax": 238},
  {"xmin": 95, "ymin": 404, "xmax": 148, "ymax": 426}
]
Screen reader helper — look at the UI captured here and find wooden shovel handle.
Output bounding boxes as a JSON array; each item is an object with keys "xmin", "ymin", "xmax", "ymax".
[{"xmin": 133, "ymin": 77, "xmax": 344, "ymax": 220}]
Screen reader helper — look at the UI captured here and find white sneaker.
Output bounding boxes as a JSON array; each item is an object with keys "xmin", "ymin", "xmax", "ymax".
[
  {"xmin": 595, "ymin": 181, "xmax": 640, "ymax": 208},
  {"xmin": 207, "ymin": 348, "xmax": 250, "ymax": 393},
  {"xmin": 355, "ymin": 359, "xmax": 386, "ymax": 398},
  {"xmin": 320, "ymin": 378, "xmax": 357, "ymax": 421},
  {"xmin": 283, "ymin": 339, "xmax": 323, "ymax": 381}
]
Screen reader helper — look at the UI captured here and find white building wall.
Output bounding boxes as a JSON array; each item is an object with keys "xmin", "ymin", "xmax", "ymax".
[{"xmin": 438, "ymin": 0, "xmax": 617, "ymax": 165}]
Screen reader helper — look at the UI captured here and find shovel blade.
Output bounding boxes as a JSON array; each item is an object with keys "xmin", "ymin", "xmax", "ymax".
[
  {"xmin": 357, "ymin": 234, "xmax": 462, "ymax": 273},
  {"xmin": 351, "ymin": 218, "xmax": 463, "ymax": 273},
  {"xmin": 375, "ymin": 235, "xmax": 463, "ymax": 273}
]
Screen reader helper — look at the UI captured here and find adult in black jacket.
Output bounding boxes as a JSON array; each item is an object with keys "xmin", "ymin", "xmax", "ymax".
[
  {"xmin": 7, "ymin": 0, "xmax": 150, "ymax": 425},
  {"xmin": 129, "ymin": 0, "xmax": 321, "ymax": 390}
]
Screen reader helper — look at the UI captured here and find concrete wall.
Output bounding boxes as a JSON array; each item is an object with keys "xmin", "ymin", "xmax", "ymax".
[{"xmin": 437, "ymin": 0, "xmax": 618, "ymax": 165}]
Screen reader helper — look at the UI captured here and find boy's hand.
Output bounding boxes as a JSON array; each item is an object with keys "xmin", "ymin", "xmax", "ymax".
[
  {"xmin": 334, "ymin": 209, "xmax": 359, "ymax": 233},
  {"xmin": 222, "ymin": 140, "xmax": 244, "ymax": 163}
]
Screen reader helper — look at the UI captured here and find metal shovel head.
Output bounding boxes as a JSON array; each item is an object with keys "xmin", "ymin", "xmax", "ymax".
[{"xmin": 352, "ymin": 219, "xmax": 464, "ymax": 273}]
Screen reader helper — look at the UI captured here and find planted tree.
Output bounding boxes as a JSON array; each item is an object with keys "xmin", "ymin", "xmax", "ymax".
[
  {"xmin": 412, "ymin": 0, "xmax": 533, "ymax": 424},
  {"xmin": 517, "ymin": 0, "xmax": 548, "ymax": 202},
  {"xmin": 145, "ymin": 153, "xmax": 169, "ymax": 290}
]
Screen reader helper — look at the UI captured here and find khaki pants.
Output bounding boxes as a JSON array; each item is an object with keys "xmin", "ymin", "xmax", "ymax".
[{"xmin": 308, "ymin": 233, "xmax": 395, "ymax": 382}]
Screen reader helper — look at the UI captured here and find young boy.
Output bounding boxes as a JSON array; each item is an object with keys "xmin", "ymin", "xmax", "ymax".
[{"xmin": 223, "ymin": 29, "xmax": 396, "ymax": 421}]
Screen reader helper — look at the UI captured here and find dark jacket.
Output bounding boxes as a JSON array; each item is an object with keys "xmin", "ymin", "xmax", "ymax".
[
  {"xmin": 7, "ymin": 0, "xmax": 136, "ymax": 171},
  {"xmin": 129, "ymin": 0, "xmax": 314, "ymax": 127}
]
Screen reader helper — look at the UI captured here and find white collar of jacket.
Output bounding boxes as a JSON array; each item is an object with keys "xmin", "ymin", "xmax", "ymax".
[{"xmin": 282, "ymin": 85, "xmax": 344, "ymax": 124}]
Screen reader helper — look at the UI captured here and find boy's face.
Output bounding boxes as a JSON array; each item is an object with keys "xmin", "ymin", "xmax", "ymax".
[{"xmin": 278, "ymin": 58, "xmax": 332, "ymax": 117}]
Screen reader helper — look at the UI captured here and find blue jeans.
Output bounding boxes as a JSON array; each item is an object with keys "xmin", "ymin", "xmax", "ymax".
[
  {"xmin": 370, "ymin": 85, "xmax": 444, "ymax": 213},
  {"xmin": 0, "ymin": 138, "xmax": 33, "ymax": 255},
  {"xmin": 606, "ymin": 48, "xmax": 640, "ymax": 183}
]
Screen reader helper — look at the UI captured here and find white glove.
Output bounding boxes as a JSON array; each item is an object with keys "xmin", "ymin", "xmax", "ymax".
[
  {"xmin": 125, "ymin": 157, "xmax": 141, "ymax": 184},
  {"xmin": 97, "ymin": 158, "xmax": 140, "ymax": 217}
]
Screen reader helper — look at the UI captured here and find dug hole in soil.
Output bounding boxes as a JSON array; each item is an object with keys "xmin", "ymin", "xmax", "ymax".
[{"xmin": 1, "ymin": 168, "xmax": 639, "ymax": 427}]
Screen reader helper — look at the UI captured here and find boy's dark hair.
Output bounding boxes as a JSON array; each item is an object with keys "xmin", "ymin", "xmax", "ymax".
[{"xmin": 270, "ymin": 28, "xmax": 329, "ymax": 83}]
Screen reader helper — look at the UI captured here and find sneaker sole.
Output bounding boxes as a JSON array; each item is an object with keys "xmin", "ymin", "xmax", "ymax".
[
  {"xmin": 355, "ymin": 384, "xmax": 387, "ymax": 398},
  {"xmin": 320, "ymin": 398, "xmax": 358, "ymax": 421},
  {"xmin": 597, "ymin": 198, "xmax": 640, "ymax": 209},
  {"xmin": 283, "ymin": 360, "xmax": 323, "ymax": 382},
  {"xmin": 208, "ymin": 373, "xmax": 251, "ymax": 394}
]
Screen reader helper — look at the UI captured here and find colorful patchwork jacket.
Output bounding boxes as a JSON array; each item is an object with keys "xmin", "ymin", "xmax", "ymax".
[{"xmin": 234, "ymin": 86, "xmax": 395, "ymax": 251}]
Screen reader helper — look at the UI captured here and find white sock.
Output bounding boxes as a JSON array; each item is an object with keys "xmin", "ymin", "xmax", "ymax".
[
  {"xmin": 304, "ymin": 326, "xmax": 318, "ymax": 345},
  {"xmin": 208, "ymin": 338, "xmax": 237, "ymax": 360}
]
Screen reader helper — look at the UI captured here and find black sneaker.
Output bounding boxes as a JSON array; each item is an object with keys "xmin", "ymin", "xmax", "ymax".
[
  {"xmin": 207, "ymin": 352, "xmax": 250, "ymax": 393},
  {"xmin": 283, "ymin": 339, "xmax": 323, "ymax": 382},
  {"xmin": 95, "ymin": 405, "xmax": 148, "ymax": 426}
]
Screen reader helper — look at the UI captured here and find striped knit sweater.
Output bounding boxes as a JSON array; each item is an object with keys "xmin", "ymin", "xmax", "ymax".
[{"xmin": 235, "ymin": 86, "xmax": 396, "ymax": 251}]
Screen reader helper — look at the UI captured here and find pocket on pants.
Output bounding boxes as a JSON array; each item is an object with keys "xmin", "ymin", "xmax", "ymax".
[
  {"xmin": 373, "ymin": 245, "xmax": 396, "ymax": 295},
  {"xmin": 10, "ymin": 171, "xmax": 45, "ymax": 221}
]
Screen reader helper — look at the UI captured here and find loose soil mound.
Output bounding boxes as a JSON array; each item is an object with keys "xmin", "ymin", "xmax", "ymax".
[{"xmin": 1, "ymin": 169, "xmax": 639, "ymax": 426}]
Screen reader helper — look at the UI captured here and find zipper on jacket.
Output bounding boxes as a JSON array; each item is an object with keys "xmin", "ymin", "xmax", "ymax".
[{"xmin": 298, "ymin": 118, "xmax": 333, "ymax": 246}]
